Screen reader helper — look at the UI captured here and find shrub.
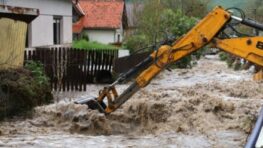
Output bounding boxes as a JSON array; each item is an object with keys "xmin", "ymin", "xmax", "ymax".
[
  {"xmin": 73, "ymin": 39, "xmax": 117, "ymax": 50},
  {"xmin": 122, "ymin": 34, "xmax": 148, "ymax": 53},
  {"xmin": 25, "ymin": 61, "xmax": 49, "ymax": 85},
  {"xmin": 0, "ymin": 61, "xmax": 53, "ymax": 120},
  {"xmin": 219, "ymin": 52, "xmax": 228, "ymax": 61},
  {"xmin": 219, "ymin": 52, "xmax": 244, "ymax": 70},
  {"xmin": 81, "ymin": 31, "xmax": 89, "ymax": 41},
  {"xmin": 174, "ymin": 56, "xmax": 192, "ymax": 68}
]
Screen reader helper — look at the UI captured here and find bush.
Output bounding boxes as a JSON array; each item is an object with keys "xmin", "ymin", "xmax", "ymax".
[
  {"xmin": 219, "ymin": 52, "xmax": 228, "ymax": 61},
  {"xmin": 81, "ymin": 31, "xmax": 89, "ymax": 41},
  {"xmin": 73, "ymin": 39, "xmax": 117, "ymax": 50},
  {"xmin": 0, "ymin": 61, "xmax": 53, "ymax": 120},
  {"xmin": 219, "ymin": 52, "xmax": 244, "ymax": 70},
  {"xmin": 174, "ymin": 56, "xmax": 192, "ymax": 68},
  {"xmin": 123, "ymin": 35, "xmax": 148, "ymax": 53},
  {"xmin": 25, "ymin": 61, "xmax": 49, "ymax": 85}
]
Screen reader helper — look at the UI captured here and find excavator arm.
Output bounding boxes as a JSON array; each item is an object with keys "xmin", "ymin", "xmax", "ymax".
[
  {"xmin": 215, "ymin": 37, "xmax": 263, "ymax": 81},
  {"xmin": 75, "ymin": 6, "xmax": 263, "ymax": 114}
]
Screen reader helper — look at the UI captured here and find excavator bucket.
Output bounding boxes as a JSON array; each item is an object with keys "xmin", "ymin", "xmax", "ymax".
[
  {"xmin": 253, "ymin": 69, "xmax": 263, "ymax": 81},
  {"xmin": 74, "ymin": 97, "xmax": 106, "ymax": 113}
]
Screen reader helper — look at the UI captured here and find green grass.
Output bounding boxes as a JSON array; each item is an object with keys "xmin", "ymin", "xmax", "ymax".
[{"xmin": 73, "ymin": 39, "xmax": 117, "ymax": 50}]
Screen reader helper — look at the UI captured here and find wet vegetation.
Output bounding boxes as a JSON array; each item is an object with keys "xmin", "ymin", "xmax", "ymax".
[{"xmin": 0, "ymin": 61, "xmax": 53, "ymax": 120}]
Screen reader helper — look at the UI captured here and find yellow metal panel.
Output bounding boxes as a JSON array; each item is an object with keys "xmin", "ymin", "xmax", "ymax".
[
  {"xmin": 0, "ymin": 18, "xmax": 27, "ymax": 69},
  {"xmin": 215, "ymin": 37, "xmax": 263, "ymax": 67}
]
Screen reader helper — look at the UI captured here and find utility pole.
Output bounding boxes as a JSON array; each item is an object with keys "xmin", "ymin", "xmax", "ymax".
[
  {"xmin": 156, "ymin": 0, "xmax": 161, "ymax": 42},
  {"xmin": 181, "ymin": 0, "xmax": 184, "ymax": 14},
  {"xmin": 254, "ymin": 9, "xmax": 259, "ymax": 35}
]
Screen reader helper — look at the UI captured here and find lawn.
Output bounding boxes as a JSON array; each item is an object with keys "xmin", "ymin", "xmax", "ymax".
[{"xmin": 73, "ymin": 39, "xmax": 117, "ymax": 50}]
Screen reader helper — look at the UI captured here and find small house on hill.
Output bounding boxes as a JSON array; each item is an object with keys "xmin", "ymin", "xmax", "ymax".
[{"xmin": 73, "ymin": 0, "xmax": 128, "ymax": 44}]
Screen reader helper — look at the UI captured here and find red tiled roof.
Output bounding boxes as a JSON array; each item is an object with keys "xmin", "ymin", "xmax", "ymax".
[
  {"xmin": 73, "ymin": 18, "xmax": 84, "ymax": 33},
  {"xmin": 73, "ymin": 0, "xmax": 124, "ymax": 33}
]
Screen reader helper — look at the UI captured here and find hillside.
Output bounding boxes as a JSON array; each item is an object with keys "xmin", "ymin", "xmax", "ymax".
[
  {"xmin": 208, "ymin": 0, "xmax": 248, "ymax": 10},
  {"xmin": 125, "ymin": 0, "xmax": 249, "ymax": 10}
]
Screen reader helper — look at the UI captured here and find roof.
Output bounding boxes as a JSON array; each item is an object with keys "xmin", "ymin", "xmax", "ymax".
[
  {"xmin": 73, "ymin": 2, "xmax": 85, "ymax": 16},
  {"xmin": 73, "ymin": 18, "xmax": 84, "ymax": 33},
  {"xmin": 73, "ymin": 0, "xmax": 125, "ymax": 33},
  {"xmin": 0, "ymin": 5, "xmax": 39, "ymax": 23}
]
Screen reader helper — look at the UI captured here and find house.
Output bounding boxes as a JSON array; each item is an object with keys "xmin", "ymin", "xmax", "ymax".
[
  {"xmin": 73, "ymin": 0, "xmax": 127, "ymax": 44},
  {"xmin": 1, "ymin": 0, "xmax": 73, "ymax": 47}
]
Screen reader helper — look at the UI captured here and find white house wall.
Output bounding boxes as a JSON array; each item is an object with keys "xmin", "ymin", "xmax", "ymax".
[
  {"xmin": 5, "ymin": 0, "xmax": 72, "ymax": 47},
  {"xmin": 30, "ymin": 15, "xmax": 53, "ymax": 46},
  {"xmin": 87, "ymin": 28, "xmax": 125, "ymax": 44},
  {"xmin": 87, "ymin": 30, "xmax": 116, "ymax": 44},
  {"xmin": 61, "ymin": 16, "xmax": 73, "ymax": 44}
]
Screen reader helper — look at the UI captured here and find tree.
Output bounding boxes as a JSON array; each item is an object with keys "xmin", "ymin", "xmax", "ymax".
[
  {"xmin": 125, "ymin": 2, "xmax": 197, "ymax": 67},
  {"xmin": 159, "ymin": 9, "xmax": 196, "ymax": 36},
  {"xmin": 162, "ymin": 0, "xmax": 209, "ymax": 18},
  {"xmin": 126, "ymin": 0, "xmax": 209, "ymax": 47},
  {"xmin": 136, "ymin": 0, "xmax": 164, "ymax": 44},
  {"xmin": 135, "ymin": 0, "xmax": 197, "ymax": 45},
  {"xmin": 246, "ymin": 0, "xmax": 263, "ymax": 22}
]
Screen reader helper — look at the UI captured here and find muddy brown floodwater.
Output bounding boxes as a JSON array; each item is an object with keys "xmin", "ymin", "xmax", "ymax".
[{"xmin": 0, "ymin": 55, "xmax": 263, "ymax": 148}]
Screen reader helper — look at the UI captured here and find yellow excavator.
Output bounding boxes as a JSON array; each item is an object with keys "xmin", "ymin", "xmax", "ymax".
[
  {"xmin": 76, "ymin": 6, "xmax": 263, "ymax": 114},
  {"xmin": 75, "ymin": 6, "xmax": 263, "ymax": 147}
]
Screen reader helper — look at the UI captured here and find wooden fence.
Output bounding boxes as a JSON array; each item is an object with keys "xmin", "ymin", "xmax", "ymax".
[
  {"xmin": 24, "ymin": 47, "xmax": 118, "ymax": 91},
  {"xmin": 113, "ymin": 52, "xmax": 151, "ymax": 74}
]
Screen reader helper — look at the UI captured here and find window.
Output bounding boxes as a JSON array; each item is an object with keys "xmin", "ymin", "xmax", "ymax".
[
  {"xmin": 117, "ymin": 34, "xmax": 121, "ymax": 43},
  {"xmin": 53, "ymin": 16, "xmax": 62, "ymax": 45},
  {"xmin": 0, "ymin": 0, "xmax": 7, "ymax": 5}
]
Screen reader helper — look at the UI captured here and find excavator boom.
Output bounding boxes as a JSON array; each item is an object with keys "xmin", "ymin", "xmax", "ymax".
[
  {"xmin": 136, "ymin": 6, "xmax": 231, "ymax": 88},
  {"xmin": 75, "ymin": 6, "xmax": 263, "ymax": 114}
]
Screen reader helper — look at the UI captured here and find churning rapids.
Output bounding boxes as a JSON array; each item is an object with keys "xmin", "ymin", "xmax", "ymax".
[{"xmin": 1, "ymin": 55, "xmax": 263, "ymax": 148}]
